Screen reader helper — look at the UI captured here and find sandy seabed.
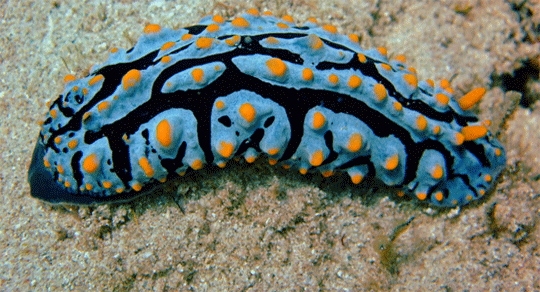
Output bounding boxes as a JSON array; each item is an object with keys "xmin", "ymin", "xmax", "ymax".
[{"xmin": 1, "ymin": 0, "xmax": 539, "ymax": 290}]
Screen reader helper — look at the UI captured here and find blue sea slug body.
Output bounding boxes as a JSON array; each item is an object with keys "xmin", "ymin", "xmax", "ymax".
[{"xmin": 28, "ymin": 10, "xmax": 506, "ymax": 206}]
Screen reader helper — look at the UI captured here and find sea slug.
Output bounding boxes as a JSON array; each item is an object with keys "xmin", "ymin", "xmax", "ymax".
[{"xmin": 28, "ymin": 10, "xmax": 506, "ymax": 206}]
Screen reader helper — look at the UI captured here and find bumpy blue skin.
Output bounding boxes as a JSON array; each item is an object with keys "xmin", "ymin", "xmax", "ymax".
[{"xmin": 28, "ymin": 13, "xmax": 506, "ymax": 206}]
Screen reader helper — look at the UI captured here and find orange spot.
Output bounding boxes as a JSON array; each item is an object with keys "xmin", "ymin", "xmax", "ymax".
[
  {"xmin": 181, "ymin": 34, "xmax": 193, "ymax": 41},
  {"xmin": 403, "ymin": 74, "xmax": 418, "ymax": 88},
  {"xmin": 385, "ymin": 154, "xmax": 399, "ymax": 171},
  {"xmin": 351, "ymin": 174, "xmax": 363, "ymax": 184},
  {"xmin": 82, "ymin": 88, "xmax": 88, "ymax": 96},
  {"xmin": 212, "ymin": 15, "xmax": 224, "ymax": 23},
  {"xmin": 191, "ymin": 159, "xmax": 203, "ymax": 170},
  {"xmin": 426, "ymin": 79, "xmax": 435, "ymax": 87},
  {"xmin": 231, "ymin": 35, "xmax": 241, "ymax": 45},
  {"xmin": 454, "ymin": 133, "xmax": 465, "ymax": 146},
  {"xmin": 377, "ymin": 47, "xmax": 387, "ymax": 56},
  {"xmin": 461, "ymin": 125, "xmax": 488, "ymax": 141},
  {"xmin": 215, "ymin": 100, "xmax": 225, "ymax": 110},
  {"xmin": 433, "ymin": 125, "xmax": 441, "ymax": 135},
  {"xmin": 348, "ymin": 34, "xmax": 359, "ymax": 43},
  {"xmin": 309, "ymin": 34, "xmax": 323, "ymax": 50},
  {"xmin": 161, "ymin": 56, "xmax": 171, "ymax": 63},
  {"xmin": 394, "ymin": 55, "xmax": 406, "ymax": 63},
  {"xmin": 310, "ymin": 150, "xmax": 324, "ymax": 167},
  {"xmin": 64, "ymin": 74, "xmax": 76, "ymax": 83},
  {"xmin": 239, "ymin": 103, "xmax": 256, "ymax": 123},
  {"xmin": 484, "ymin": 174, "xmax": 492, "ymax": 182},
  {"xmin": 416, "ymin": 115, "xmax": 427, "ymax": 131},
  {"xmin": 97, "ymin": 101, "xmax": 109, "ymax": 113},
  {"xmin": 381, "ymin": 63, "xmax": 391, "ymax": 71},
  {"xmin": 144, "ymin": 24, "xmax": 161, "ymax": 34},
  {"xmin": 262, "ymin": 11, "xmax": 273, "ymax": 16},
  {"xmin": 225, "ymin": 38, "xmax": 236, "ymax": 46},
  {"xmin": 435, "ymin": 93, "xmax": 449, "ymax": 106},
  {"xmin": 43, "ymin": 157, "xmax": 51, "ymax": 168},
  {"xmin": 217, "ymin": 162, "xmax": 226, "ymax": 168},
  {"xmin": 102, "ymin": 181, "xmax": 112, "ymax": 189},
  {"xmin": 276, "ymin": 22, "xmax": 289, "ymax": 29},
  {"xmin": 116, "ymin": 187, "xmax": 125, "ymax": 193},
  {"xmin": 265, "ymin": 37, "xmax": 279, "ymax": 44},
  {"xmin": 328, "ymin": 74, "xmax": 339, "ymax": 85},
  {"xmin": 312, "ymin": 111, "xmax": 325, "ymax": 129},
  {"xmin": 269, "ymin": 159, "xmax": 278, "ymax": 165},
  {"xmin": 302, "ymin": 68, "xmax": 313, "ymax": 81},
  {"xmin": 122, "ymin": 69, "xmax": 141, "ymax": 90},
  {"xmin": 196, "ymin": 37, "xmax": 213, "ymax": 49},
  {"xmin": 282, "ymin": 15, "xmax": 294, "ymax": 22},
  {"xmin": 458, "ymin": 88, "xmax": 485, "ymax": 110},
  {"xmin": 64, "ymin": 181, "xmax": 71, "ymax": 188},
  {"xmin": 299, "ymin": 168, "xmax": 308, "ymax": 175},
  {"xmin": 192, "ymin": 68, "xmax": 204, "ymax": 83},
  {"xmin": 206, "ymin": 23, "xmax": 219, "ymax": 32},
  {"xmin": 357, "ymin": 53, "xmax": 367, "ymax": 63},
  {"xmin": 110, "ymin": 47, "xmax": 118, "ymax": 53},
  {"xmin": 247, "ymin": 8, "xmax": 259, "ymax": 16},
  {"xmin": 57, "ymin": 165, "xmax": 64, "ymax": 174},
  {"xmin": 156, "ymin": 119, "xmax": 172, "ymax": 147},
  {"xmin": 49, "ymin": 109, "xmax": 57, "ymax": 119},
  {"xmin": 231, "ymin": 17, "xmax": 250, "ymax": 28},
  {"xmin": 373, "ymin": 83, "xmax": 387, "ymax": 101},
  {"xmin": 347, "ymin": 133, "xmax": 362, "ymax": 152},
  {"xmin": 434, "ymin": 191, "xmax": 444, "ymax": 201},
  {"xmin": 432, "ymin": 164, "xmax": 444, "ymax": 179},
  {"xmin": 82, "ymin": 153, "xmax": 99, "ymax": 173},
  {"xmin": 68, "ymin": 139, "xmax": 78, "ymax": 149},
  {"xmin": 88, "ymin": 74, "xmax": 104, "ymax": 86},
  {"xmin": 307, "ymin": 17, "xmax": 318, "ymax": 23},
  {"xmin": 138, "ymin": 157, "xmax": 155, "ymax": 177},
  {"xmin": 245, "ymin": 156, "xmax": 256, "ymax": 163},
  {"xmin": 440, "ymin": 79, "xmax": 451, "ymax": 88},
  {"xmin": 266, "ymin": 58, "xmax": 287, "ymax": 77},
  {"xmin": 54, "ymin": 136, "xmax": 62, "ymax": 144},
  {"xmin": 393, "ymin": 102, "xmax": 403, "ymax": 112},
  {"xmin": 495, "ymin": 148, "xmax": 502, "ymax": 156},
  {"xmin": 322, "ymin": 24, "xmax": 337, "ymax": 34},
  {"xmin": 416, "ymin": 192, "xmax": 427, "ymax": 200},
  {"xmin": 82, "ymin": 112, "xmax": 91, "ymax": 123},
  {"xmin": 348, "ymin": 75, "xmax": 362, "ymax": 88},
  {"xmin": 322, "ymin": 170, "xmax": 334, "ymax": 177},
  {"xmin": 267, "ymin": 148, "xmax": 280, "ymax": 155},
  {"xmin": 218, "ymin": 141, "xmax": 234, "ymax": 158},
  {"xmin": 132, "ymin": 182, "xmax": 142, "ymax": 191},
  {"xmin": 161, "ymin": 41, "xmax": 175, "ymax": 51},
  {"xmin": 85, "ymin": 183, "xmax": 93, "ymax": 191}
]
